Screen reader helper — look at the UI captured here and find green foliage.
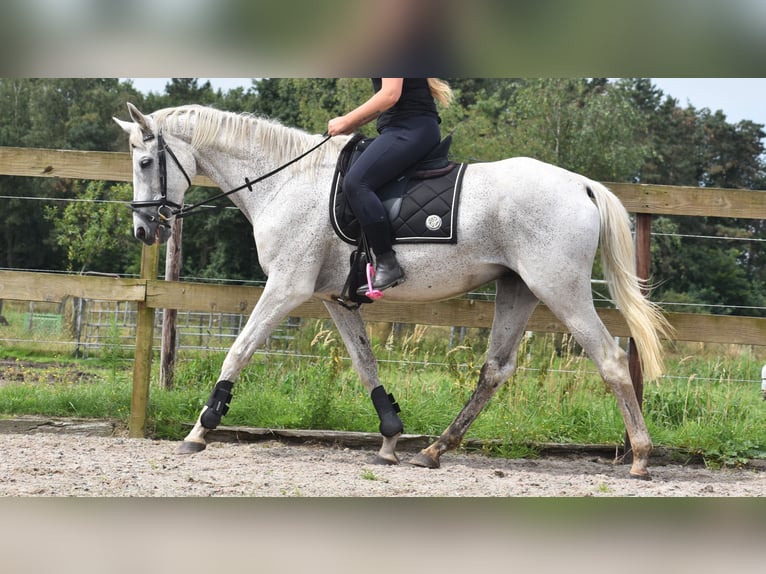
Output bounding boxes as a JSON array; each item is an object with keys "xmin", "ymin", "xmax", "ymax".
[
  {"xmin": 533, "ymin": 78, "xmax": 647, "ymax": 180},
  {"xmin": 0, "ymin": 78, "xmax": 140, "ymax": 271},
  {"xmin": 644, "ymin": 377, "xmax": 765, "ymax": 467},
  {"xmin": 177, "ymin": 187, "xmax": 263, "ymax": 281},
  {"xmin": 2, "ymin": 330, "xmax": 764, "ymax": 468},
  {"xmin": 44, "ymin": 181, "xmax": 140, "ymax": 273},
  {"xmin": 618, "ymin": 77, "xmax": 766, "ymax": 316},
  {"xmin": 444, "ymin": 78, "xmax": 649, "ymax": 181},
  {"xmin": 650, "ymin": 215, "xmax": 766, "ymax": 317},
  {"xmin": 360, "ymin": 468, "xmax": 389, "ymax": 482},
  {"xmin": 0, "ymin": 366, "xmax": 131, "ymax": 420}
]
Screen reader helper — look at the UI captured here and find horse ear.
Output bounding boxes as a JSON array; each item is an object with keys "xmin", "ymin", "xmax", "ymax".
[
  {"xmin": 126, "ymin": 102, "xmax": 154, "ymax": 138},
  {"xmin": 113, "ymin": 116, "xmax": 134, "ymax": 134}
]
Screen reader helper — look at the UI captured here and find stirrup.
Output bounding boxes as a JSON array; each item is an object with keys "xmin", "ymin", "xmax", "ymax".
[{"xmin": 362, "ymin": 262, "xmax": 384, "ymax": 300}]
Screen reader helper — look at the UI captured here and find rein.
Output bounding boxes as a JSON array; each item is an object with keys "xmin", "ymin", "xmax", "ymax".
[{"xmin": 130, "ymin": 130, "xmax": 332, "ymax": 226}]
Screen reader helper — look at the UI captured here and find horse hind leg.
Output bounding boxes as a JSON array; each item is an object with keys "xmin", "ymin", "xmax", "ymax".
[
  {"xmin": 408, "ymin": 361, "xmax": 514, "ymax": 469},
  {"xmin": 410, "ymin": 274, "xmax": 539, "ymax": 468},
  {"xmin": 542, "ymin": 292, "xmax": 653, "ymax": 479},
  {"xmin": 584, "ymin": 327, "xmax": 653, "ymax": 479}
]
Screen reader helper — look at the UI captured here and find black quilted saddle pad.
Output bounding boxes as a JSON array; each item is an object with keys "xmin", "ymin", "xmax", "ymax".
[{"xmin": 330, "ymin": 148, "xmax": 467, "ymax": 245}]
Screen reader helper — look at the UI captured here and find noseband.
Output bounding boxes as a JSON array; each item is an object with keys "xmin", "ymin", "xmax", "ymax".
[{"xmin": 129, "ymin": 130, "xmax": 192, "ymax": 228}]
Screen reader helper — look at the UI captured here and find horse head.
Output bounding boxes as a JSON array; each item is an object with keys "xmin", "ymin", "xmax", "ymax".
[{"xmin": 114, "ymin": 103, "xmax": 196, "ymax": 245}]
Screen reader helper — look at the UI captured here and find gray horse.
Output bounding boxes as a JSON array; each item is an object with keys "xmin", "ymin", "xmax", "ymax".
[{"xmin": 115, "ymin": 103, "xmax": 671, "ymax": 479}]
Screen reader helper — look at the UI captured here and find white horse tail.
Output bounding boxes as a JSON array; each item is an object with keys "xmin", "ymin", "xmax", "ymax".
[{"xmin": 587, "ymin": 180, "xmax": 673, "ymax": 381}]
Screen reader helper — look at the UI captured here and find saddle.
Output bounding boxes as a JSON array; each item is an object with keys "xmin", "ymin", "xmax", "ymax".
[{"xmin": 330, "ymin": 133, "xmax": 466, "ymax": 245}]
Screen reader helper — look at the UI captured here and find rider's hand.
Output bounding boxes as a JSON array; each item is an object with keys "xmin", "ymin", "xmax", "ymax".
[{"xmin": 327, "ymin": 115, "xmax": 355, "ymax": 136}]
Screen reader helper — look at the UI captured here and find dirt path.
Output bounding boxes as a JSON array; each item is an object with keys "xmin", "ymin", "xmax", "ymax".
[
  {"xmin": 3, "ymin": 431, "xmax": 765, "ymax": 574},
  {"xmin": 1, "ymin": 432, "xmax": 763, "ymax": 497}
]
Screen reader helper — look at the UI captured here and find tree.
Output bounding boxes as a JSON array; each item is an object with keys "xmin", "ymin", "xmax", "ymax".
[
  {"xmin": 23, "ymin": 78, "xmax": 138, "ymax": 151},
  {"xmin": 45, "ymin": 181, "xmax": 140, "ymax": 274},
  {"xmin": 451, "ymin": 78, "xmax": 649, "ymax": 181},
  {"xmin": 623, "ymin": 78, "xmax": 766, "ymax": 316},
  {"xmin": 0, "ymin": 78, "xmax": 141, "ymax": 270},
  {"xmin": 251, "ymin": 78, "xmax": 368, "ymax": 134},
  {"xmin": 441, "ymin": 79, "xmax": 517, "ymax": 162},
  {"xmin": 0, "ymin": 79, "xmax": 48, "ymax": 269},
  {"xmin": 140, "ymin": 78, "xmax": 218, "ymax": 113}
]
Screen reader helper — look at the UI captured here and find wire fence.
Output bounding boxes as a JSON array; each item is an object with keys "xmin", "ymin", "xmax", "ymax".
[
  {"xmin": 2, "ymin": 298, "xmax": 762, "ymax": 388},
  {"xmin": 0, "ymin": 299, "xmax": 301, "ymax": 357},
  {"xmin": 1, "ymin": 292, "xmax": 764, "ymax": 389}
]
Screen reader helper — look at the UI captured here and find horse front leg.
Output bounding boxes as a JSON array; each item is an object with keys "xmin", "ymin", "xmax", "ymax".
[
  {"xmin": 177, "ymin": 283, "xmax": 312, "ymax": 454},
  {"xmin": 323, "ymin": 302, "xmax": 403, "ymax": 464}
]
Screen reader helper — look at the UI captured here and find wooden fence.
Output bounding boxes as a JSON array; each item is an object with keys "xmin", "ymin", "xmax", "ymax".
[{"xmin": 1, "ymin": 146, "xmax": 766, "ymax": 437}]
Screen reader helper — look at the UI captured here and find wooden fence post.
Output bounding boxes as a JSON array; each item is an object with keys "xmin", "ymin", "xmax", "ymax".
[
  {"xmin": 625, "ymin": 213, "xmax": 652, "ymax": 458},
  {"xmin": 160, "ymin": 218, "xmax": 183, "ymax": 389},
  {"xmin": 129, "ymin": 242, "xmax": 159, "ymax": 438}
]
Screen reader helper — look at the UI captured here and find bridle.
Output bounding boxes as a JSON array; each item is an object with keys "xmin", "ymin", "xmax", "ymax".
[
  {"xmin": 129, "ymin": 128, "xmax": 332, "ymax": 228},
  {"xmin": 129, "ymin": 130, "xmax": 191, "ymax": 227}
]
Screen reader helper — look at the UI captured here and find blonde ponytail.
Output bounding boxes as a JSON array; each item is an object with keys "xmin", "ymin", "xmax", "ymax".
[{"xmin": 427, "ymin": 78, "xmax": 453, "ymax": 107}]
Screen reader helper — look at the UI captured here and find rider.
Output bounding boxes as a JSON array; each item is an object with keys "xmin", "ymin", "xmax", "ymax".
[{"xmin": 327, "ymin": 78, "xmax": 453, "ymax": 294}]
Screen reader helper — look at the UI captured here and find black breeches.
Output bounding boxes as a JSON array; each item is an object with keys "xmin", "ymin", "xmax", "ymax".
[{"xmin": 343, "ymin": 116, "xmax": 440, "ymax": 236}]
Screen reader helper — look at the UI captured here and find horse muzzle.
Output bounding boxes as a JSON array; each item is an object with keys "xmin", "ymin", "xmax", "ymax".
[{"xmin": 133, "ymin": 212, "xmax": 172, "ymax": 245}]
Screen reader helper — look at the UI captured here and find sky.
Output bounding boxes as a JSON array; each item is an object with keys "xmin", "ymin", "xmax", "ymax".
[
  {"xmin": 650, "ymin": 78, "xmax": 766, "ymax": 127},
  {"xmin": 126, "ymin": 77, "xmax": 766, "ymax": 129}
]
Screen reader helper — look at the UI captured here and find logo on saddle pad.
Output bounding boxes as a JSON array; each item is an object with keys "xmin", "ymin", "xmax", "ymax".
[
  {"xmin": 425, "ymin": 214, "xmax": 443, "ymax": 231},
  {"xmin": 330, "ymin": 133, "xmax": 466, "ymax": 245}
]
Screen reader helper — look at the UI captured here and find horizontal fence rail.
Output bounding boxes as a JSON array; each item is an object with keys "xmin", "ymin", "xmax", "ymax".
[
  {"xmin": 1, "ymin": 145, "xmax": 766, "ymax": 219},
  {"xmin": 1, "ymin": 271, "xmax": 764, "ymax": 346}
]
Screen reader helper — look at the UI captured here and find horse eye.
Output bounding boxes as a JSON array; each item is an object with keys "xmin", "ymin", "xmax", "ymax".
[{"xmin": 139, "ymin": 157, "xmax": 153, "ymax": 168}]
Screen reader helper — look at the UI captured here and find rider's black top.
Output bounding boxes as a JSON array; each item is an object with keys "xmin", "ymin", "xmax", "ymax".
[{"xmin": 372, "ymin": 78, "xmax": 440, "ymax": 133}]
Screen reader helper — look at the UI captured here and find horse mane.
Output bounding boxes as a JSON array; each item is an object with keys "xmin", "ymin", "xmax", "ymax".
[{"xmin": 151, "ymin": 105, "xmax": 344, "ymax": 169}]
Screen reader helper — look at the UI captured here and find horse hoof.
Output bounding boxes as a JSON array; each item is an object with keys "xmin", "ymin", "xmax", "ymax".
[
  {"xmin": 373, "ymin": 453, "xmax": 400, "ymax": 466},
  {"xmin": 176, "ymin": 440, "xmax": 207, "ymax": 455},
  {"xmin": 629, "ymin": 471, "xmax": 652, "ymax": 481},
  {"xmin": 408, "ymin": 451, "xmax": 440, "ymax": 469}
]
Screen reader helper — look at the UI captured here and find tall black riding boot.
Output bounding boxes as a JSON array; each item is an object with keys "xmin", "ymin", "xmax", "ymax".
[
  {"xmin": 357, "ymin": 221, "xmax": 405, "ymax": 295},
  {"xmin": 372, "ymin": 250, "xmax": 405, "ymax": 290}
]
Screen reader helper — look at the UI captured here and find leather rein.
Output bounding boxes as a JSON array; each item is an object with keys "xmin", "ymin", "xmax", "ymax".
[{"xmin": 130, "ymin": 130, "xmax": 332, "ymax": 227}]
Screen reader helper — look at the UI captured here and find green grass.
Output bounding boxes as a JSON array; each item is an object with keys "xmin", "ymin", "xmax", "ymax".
[{"xmin": 0, "ymin": 320, "xmax": 764, "ymax": 467}]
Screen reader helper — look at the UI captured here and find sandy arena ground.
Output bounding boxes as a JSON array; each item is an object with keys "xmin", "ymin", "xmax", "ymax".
[{"xmin": 1, "ymin": 432, "xmax": 764, "ymax": 497}]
